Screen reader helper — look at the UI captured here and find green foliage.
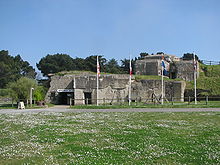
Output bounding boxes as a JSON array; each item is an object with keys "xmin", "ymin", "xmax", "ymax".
[
  {"xmin": 0, "ymin": 50, "xmax": 36, "ymax": 88},
  {"xmin": 105, "ymin": 58, "xmax": 123, "ymax": 74},
  {"xmin": 34, "ymin": 86, "xmax": 47, "ymax": 101},
  {"xmin": 182, "ymin": 53, "xmax": 199, "ymax": 60},
  {"xmin": 7, "ymin": 77, "xmax": 37, "ymax": 101},
  {"xmin": 36, "ymin": 54, "xmax": 75, "ymax": 77},
  {"xmin": 0, "ymin": 89, "xmax": 10, "ymax": 98},
  {"xmin": 120, "ymin": 58, "xmax": 136, "ymax": 74},
  {"xmin": 200, "ymin": 64, "xmax": 220, "ymax": 77},
  {"xmin": 197, "ymin": 77, "xmax": 220, "ymax": 95},
  {"xmin": 84, "ymin": 55, "xmax": 107, "ymax": 72},
  {"xmin": 135, "ymin": 75, "xmax": 174, "ymax": 81},
  {"xmin": 187, "ymin": 64, "xmax": 220, "ymax": 95},
  {"xmin": 37, "ymin": 54, "xmax": 135, "ymax": 76},
  {"xmin": 140, "ymin": 52, "xmax": 149, "ymax": 58}
]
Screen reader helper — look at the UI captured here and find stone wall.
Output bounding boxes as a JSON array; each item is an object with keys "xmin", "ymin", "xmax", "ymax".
[
  {"xmin": 172, "ymin": 61, "xmax": 199, "ymax": 81},
  {"xmin": 135, "ymin": 59, "xmax": 170, "ymax": 76},
  {"xmin": 135, "ymin": 60, "xmax": 160, "ymax": 75},
  {"xmin": 131, "ymin": 80, "xmax": 185, "ymax": 102},
  {"xmin": 46, "ymin": 73, "xmax": 186, "ymax": 105},
  {"xmin": 45, "ymin": 74, "xmax": 131, "ymax": 105},
  {"xmin": 135, "ymin": 57, "xmax": 199, "ymax": 81}
]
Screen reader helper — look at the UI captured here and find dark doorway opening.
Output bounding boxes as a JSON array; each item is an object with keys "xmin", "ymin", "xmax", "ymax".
[
  {"xmin": 58, "ymin": 92, "xmax": 74, "ymax": 105},
  {"xmin": 84, "ymin": 92, "xmax": 92, "ymax": 104},
  {"xmin": 170, "ymin": 72, "xmax": 177, "ymax": 79}
]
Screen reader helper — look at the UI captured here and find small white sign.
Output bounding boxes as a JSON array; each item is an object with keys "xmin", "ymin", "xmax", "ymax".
[{"xmin": 57, "ymin": 89, "xmax": 74, "ymax": 93}]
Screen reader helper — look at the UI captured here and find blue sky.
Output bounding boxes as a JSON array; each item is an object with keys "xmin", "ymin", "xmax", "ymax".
[{"xmin": 0, "ymin": 0, "xmax": 220, "ymax": 69}]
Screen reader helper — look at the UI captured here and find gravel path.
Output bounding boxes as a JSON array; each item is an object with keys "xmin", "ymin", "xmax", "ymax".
[{"xmin": 0, "ymin": 107, "xmax": 220, "ymax": 114}]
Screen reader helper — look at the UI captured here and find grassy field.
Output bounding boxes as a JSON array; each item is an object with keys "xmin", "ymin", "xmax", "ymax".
[
  {"xmin": 71, "ymin": 101, "xmax": 220, "ymax": 109},
  {"xmin": 0, "ymin": 112, "xmax": 219, "ymax": 164}
]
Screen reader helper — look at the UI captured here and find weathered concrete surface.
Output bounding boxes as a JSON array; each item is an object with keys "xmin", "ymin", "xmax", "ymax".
[
  {"xmin": 46, "ymin": 72, "xmax": 186, "ymax": 105},
  {"xmin": 135, "ymin": 54, "xmax": 199, "ymax": 81},
  {"xmin": 135, "ymin": 60, "xmax": 161, "ymax": 75},
  {"xmin": 172, "ymin": 61, "xmax": 199, "ymax": 81},
  {"xmin": 132, "ymin": 80, "xmax": 185, "ymax": 102},
  {"xmin": 46, "ymin": 74, "xmax": 132, "ymax": 105}
]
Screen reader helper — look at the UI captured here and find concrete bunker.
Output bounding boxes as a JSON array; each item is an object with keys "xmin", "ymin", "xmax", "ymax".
[{"xmin": 45, "ymin": 73, "xmax": 186, "ymax": 105}]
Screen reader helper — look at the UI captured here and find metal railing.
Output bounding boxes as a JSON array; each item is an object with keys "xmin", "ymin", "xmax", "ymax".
[
  {"xmin": 70, "ymin": 96, "xmax": 220, "ymax": 106},
  {"xmin": 200, "ymin": 60, "xmax": 220, "ymax": 65}
]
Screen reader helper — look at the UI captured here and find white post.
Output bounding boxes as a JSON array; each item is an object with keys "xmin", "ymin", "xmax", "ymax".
[
  {"xmin": 193, "ymin": 52, "xmax": 197, "ymax": 104},
  {"xmin": 161, "ymin": 57, "xmax": 164, "ymax": 105},
  {"xmin": 30, "ymin": 87, "xmax": 34, "ymax": 107},
  {"xmin": 97, "ymin": 56, "xmax": 99, "ymax": 106},
  {"xmin": 129, "ymin": 55, "xmax": 132, "ymax": 106},
  {"xmin": 73, "ymin": 77, "xmax": 76, "ymax": 106}
]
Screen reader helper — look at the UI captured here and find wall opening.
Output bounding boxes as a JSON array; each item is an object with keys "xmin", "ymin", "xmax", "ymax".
[
  {"xmin": 58, "ymin": 92, "xmax": 74, "ymax": 105},
  {"xmin": 84, "ymin": 92, "xmax": 92, "ymax": 104}
]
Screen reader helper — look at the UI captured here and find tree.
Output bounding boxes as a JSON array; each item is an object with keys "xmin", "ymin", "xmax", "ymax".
[
  {"xmin": 156, "ymin": 52, "xmax": 164, "ymax": 55},
  {"xmin": 34, "ymin": 86, "xmax": 47, "ymax": 101},
  {"xmin": 37, "ymin": 53, "xmax": 75, "ymax": 77},
  {"xmin": 140, "ymin": 52, "xmax": 149, "ymax": 58},
  {"xmin": 105, "ymin": 58, "xmax": 123, "ymax": 74},
  {"xmin": 0, "ymin": 50, "xmax": 36, "ymax": 88},
  {"xmin": 73, "ymin": 57, "xmax": 86, "ymax": 71},
  {"xmin": 84, "ymin": 55, "xmax": 107, "ymax": 72},
  {"xmin": 120, "ymin": 58, "xmax": 136, "ymax": 74},
  {"xmin": 7, "ymin": 77, "xmax": 37, "ymax": 101},
  {"xmin": 182, "ymin": 53, "xmax": 199, "ymax": 61}
]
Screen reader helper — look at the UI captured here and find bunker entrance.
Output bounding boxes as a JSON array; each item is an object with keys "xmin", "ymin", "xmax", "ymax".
[
  {"xmin": 58, "ymin": 92, "xmax": 74, "ymax": 105},
  {"xmin": 84, "ymin": 92, "xmax": 92, "ymax": 104}
]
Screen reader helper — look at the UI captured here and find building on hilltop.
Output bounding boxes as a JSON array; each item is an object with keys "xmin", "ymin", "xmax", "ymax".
[{"xmin": 135, "ymin": 53, "xmax": 199, "ymax": 81}]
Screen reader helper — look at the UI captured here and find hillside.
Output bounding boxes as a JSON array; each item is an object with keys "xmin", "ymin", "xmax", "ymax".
[{"xmin": 187, "ymin": 64, "xmax": 220, "ymax": 96}]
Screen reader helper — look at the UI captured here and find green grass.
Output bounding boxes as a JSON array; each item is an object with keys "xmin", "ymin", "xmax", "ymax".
[
  {"xmin": 70, "ymin": 101, "xmax": 220, "ymax": 109},
  {"xmin": 0, "ymin": 104, "xmax": 16, "ymax": 109},
  {"xmin": 0, "ymin": 112, "xmax": 219, "ymax": 164},
  {"xmin": 186, "ymin": 64, "xmax": 220, "ymax": 95},
  {"xmin": 135, "ymin": 75, "xmax": 174, "ymax": 81},
  {"xmin": 0, "ymin": 103, "xmax": 55, "ymax": 109}
]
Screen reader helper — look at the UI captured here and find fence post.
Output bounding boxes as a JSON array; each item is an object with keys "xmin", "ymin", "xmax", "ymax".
[
  {"xmin": 86, "ymin": 98, "xmax": 88, "ymax": 105},
  {"xmin": 206, "ymin": 96, "xmax": 208, "ymax": 105},
  {"xmin": 188, "ymin": 96, "xmax": 191, "ymax": 105},
  {"xmin": 171, "ymin": 97, "xmax": 174, "ymax": 105},
  {"xmin": 69, "ymin": 98, "xmax": 72, "ymax": 106}
]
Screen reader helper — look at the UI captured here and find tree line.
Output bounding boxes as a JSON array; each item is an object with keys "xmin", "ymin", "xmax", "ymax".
[
  {"xmin": 0, "ymin": 50, "xmax": 200, "ymax": 89},
  {"xmin": 0, "ymin": 50, "xmax": 137, "ymax": 102},
  {"xmin": 0, "ymin": 50, "xmax": 200, "ymax": 102},
  {"xmin": 0, "ymin": 50, "xmax": 138, "ymax": 88},
  {"xmin": 36, "ymin": 54, "xmax": 137, "ymax": 77}
]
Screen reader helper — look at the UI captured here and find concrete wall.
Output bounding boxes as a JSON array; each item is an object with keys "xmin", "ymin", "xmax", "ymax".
[
  {"xmin": 172, "ymin": 61, "xmax": 199, "ymax": 81},
  {"xmin": 135, "ymin": 60, "xmax": 161, "ymax": 75},
  {"xmin": 45, "ymin": 74, "xmax": 131, "ymax": 105},
  {"xmin": 131, "ymin": 80, "xmax": 185, "ymax": 102},
  {"xmin": 135, "ymin": 58, "xmax": 199, "ymax": 81},
  {"xmin": 46, "ymin": 73, "xmax": 186, "ymax": 105}
]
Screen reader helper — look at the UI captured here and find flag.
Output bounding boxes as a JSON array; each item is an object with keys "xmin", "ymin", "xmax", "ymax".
[
  {"xmin": 129, "ymin": 58, "xmax": 132, "ymax": 76},
  {"xmin": 193, "ymin": 60, "xmax": 198, "ymax": 71},
  {"xmin": 129, "ymin": 56, "xmax": 132, "ymax": 106},
  {"xmin": 97, "ymin": 56, "xmax": 100, "ymax": 77},
  {"xmin": 161, "ymin": 56, "xmax": 167, "ymax": 76}
]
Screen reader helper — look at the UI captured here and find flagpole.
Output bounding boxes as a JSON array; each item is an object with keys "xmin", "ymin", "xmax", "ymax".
[
  {"xmin": 161, "ymin": 56, "xmax": 164, "ymax": 105},
  {"xmin": 193, "ymin": 52, "xmax": 197, "ymax": 105},
  {"xmin": 129, "ymin": 55, "xmax": 132, "ymax": 106},
  {"xmin": 97, "ymin": 56, "xmax": 99, "ymax": 106}
]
